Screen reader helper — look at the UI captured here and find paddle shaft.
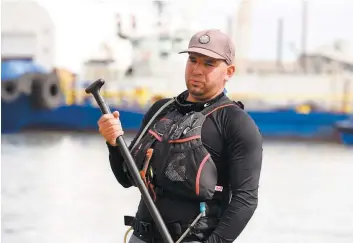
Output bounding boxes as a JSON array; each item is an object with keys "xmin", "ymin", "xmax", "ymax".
[{"xmin": 85, "ymin": 79, "xmax": 174, "ymax": 243}]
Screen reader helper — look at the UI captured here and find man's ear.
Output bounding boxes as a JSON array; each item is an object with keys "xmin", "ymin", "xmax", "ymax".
[{"xmin": 225, "ymin": 64, "xmax": 236, "ymax": 81}]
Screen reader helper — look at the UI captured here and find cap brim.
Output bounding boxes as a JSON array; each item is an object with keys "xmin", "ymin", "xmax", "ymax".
[{"xmin": 179, "ymin": 47, "xmax": 225, "ymax": 60}]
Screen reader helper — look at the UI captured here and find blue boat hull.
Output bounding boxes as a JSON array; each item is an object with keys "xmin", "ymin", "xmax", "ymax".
[
  {"xmin": 1, "ymin": 95, "xmax": 145, "ymax": 133},
  {"xmin": 2, "ymin": 94, "xmax": 351, "ymax": 142},
  {"xmin": 335, "ymin": 119, "xmax": 353, "ymax": 146},
  {"xmin": 340, "ymin": 133, "xmax": 353, "ymax": 145},
  {"xmin": 249, "ymin": 111, "xmax": 349, "ymax": 139}
]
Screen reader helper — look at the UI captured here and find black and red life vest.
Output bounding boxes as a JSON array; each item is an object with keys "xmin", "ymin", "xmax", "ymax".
[{"xmin": 131, "ymin": 95, "xmax": 237, "ymax": 202}]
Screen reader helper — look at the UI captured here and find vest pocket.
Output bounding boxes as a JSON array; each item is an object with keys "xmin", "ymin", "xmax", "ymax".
[
  {"xmin": 161, "ymin": 141, "xmax": 218, "ymax": 200},
  {"xmin": 131, "ymin": 132, "xmax": 157, "ymax": 171}
]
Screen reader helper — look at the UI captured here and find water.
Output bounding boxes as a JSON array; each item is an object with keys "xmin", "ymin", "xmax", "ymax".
[{"xmin": 1, "ymin": 132, "xmax": 353, "ymax": 243}]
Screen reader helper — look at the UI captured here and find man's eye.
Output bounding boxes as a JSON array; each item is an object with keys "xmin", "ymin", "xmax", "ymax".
[
  {"xmin": 204, "ymin": 62, "xmax": 214, "ymax": 66},
  {"xmin": 189, "ymin": 58, "xmax": 197, "ymax": 63}
]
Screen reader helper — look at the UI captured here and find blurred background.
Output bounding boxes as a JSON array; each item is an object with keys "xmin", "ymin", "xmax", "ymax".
[{"xmin": 1, "ymin": 0, "xmax": 353, "ymax": 243}]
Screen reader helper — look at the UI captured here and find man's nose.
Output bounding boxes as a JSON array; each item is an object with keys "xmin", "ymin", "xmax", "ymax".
[{"xmin": 192, "ymin": 62, "xmax": 203, "ymax": 75}]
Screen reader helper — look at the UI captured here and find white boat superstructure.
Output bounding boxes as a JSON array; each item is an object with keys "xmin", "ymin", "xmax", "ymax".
[{"xmin": 1, "ymin": 0, "xmax": 55, "ymax": 71}]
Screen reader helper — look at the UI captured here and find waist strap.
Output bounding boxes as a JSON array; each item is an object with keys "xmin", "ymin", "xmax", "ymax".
[
  {"xmin": 124, "ymin": 215, "xmax": 218, "ymax": 242},
  {"xmin": 124, "ymin": 216, "xmax": 183, "ymax": 242}
]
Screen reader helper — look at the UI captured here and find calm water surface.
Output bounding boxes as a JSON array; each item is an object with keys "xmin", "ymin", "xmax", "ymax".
[{"xmin": 2, "ymin": 132, "xmax": 353, "ymax": 243}]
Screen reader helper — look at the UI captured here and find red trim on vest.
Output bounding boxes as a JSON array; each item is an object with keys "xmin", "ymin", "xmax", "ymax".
[
  {"xmin": 195, "ymin": 153, "xmax": 211, "ymax": 196},
  {"xmin": 205, "ymin": 103, "xmax": 236, "ymax": 117},
  {"xmin": 169, "ymin": 135, "xmax": 201, "ymax": 143},
  {"xmin": 148, "ymin": 129, "xmax": 162, "ymax": 142}
]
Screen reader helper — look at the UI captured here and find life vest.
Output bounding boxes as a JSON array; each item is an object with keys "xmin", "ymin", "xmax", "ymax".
[{"xmin": 131, "ymin": 95, "xmax": 237, "ymax": 202}]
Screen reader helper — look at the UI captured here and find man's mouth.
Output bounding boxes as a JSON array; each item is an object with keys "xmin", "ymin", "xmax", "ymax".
[{"xmin": 190, "ymin": 79, "xmax": 203, "ymax": 84}]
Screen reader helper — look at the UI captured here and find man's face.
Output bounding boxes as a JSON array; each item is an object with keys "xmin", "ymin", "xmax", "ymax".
[{"xmin": 184, "ymin": 52, "xmax": 235, "ymax": 102}]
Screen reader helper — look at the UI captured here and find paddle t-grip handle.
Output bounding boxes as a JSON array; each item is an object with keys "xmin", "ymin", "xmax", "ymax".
[{"xmin": 85, "ymin": 78, "xmax": 111, "ymax": 114}]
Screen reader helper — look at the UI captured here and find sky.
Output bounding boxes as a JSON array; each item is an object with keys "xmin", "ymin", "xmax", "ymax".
[
  {"xmin": 4, "ymin": 0, "xmax": 353, "ymax": 71},
  {"xmin": 172, "ymin": 0, "xmax": 353, "ymax": 61}
]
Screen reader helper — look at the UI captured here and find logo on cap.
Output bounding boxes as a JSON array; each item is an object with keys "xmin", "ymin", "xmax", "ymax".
[{"xmin": 199, "ymin": 35, "xmax": 210, "ymax": 44}]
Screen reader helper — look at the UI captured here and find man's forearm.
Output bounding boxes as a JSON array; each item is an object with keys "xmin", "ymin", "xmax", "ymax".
[
  {"xmin": 206, "ymin": 189, "xmax": 258, "ymax": 243},
  {"xmin": 107, "ymin": 143, "xmax": 133, "ymax": 188}
]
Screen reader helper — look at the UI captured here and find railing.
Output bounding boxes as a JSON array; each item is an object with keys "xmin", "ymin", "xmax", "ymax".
[
  {"xmin": 227, "ymin": 92, "xmax": 353, "ymax": 113},
  {"xmin": 56, "ymin": 70, "xmax": 353, "ymax": 114},
  {"xmin": 61, "ymin": 87, "xmax": 353, "ymax": 114}
]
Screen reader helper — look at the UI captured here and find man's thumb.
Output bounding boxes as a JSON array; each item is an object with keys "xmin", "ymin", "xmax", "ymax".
[{"xmin": 113, "ymin": 111, "xmax": 120, "ymax": 119}]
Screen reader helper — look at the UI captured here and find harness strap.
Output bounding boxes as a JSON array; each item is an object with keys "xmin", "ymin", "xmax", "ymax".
[
  {"xmin": 124, "ymin": 216, "xmax": 183, "ymax": 241},
  {"xmin": 124, "ymin": 215, "xmax": 219, "ymax": 242},
  {"xmin": 123, "ymin": 99, "xmax": 174, "ymax": 179},
  {"xmin": 131, "ymin": 99, "xmax": 174, "ymax": 151},
  {"xmin": 205, "ymin": 103, "xmax": 237, "ymax": 116}
]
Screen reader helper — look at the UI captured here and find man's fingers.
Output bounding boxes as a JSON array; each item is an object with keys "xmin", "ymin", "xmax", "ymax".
[
  {"xmin": 100, "ymin": 125, "xmax": 120, "ymax": 135},
  {"xmin": 98, "ymin": 116, "xmax": 119, "ymax": 127},
  {"xmin": 98, "ymin": 114, "xmax": 114, "ymax": 125},
  {"xmin": 113, "ymin": 111, "xmax": 120, "ymax": 119}
]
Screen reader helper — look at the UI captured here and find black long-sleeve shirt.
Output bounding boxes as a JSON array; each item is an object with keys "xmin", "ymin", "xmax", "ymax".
[{"xmin": 107, "ymin": 92, "xmax": 263, "ymax": 242}]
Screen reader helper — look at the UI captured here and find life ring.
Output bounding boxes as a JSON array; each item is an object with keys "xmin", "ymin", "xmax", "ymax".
[
  {"xmin": 31, "ymin": 72, "xmax": 63, "ymax": 109},
  {"xmin": 17, "ymin": 72, "xmax": 42, "ymax": 95},
  {"xmin": 1, "ymin": 79, "xmax": 21, "ymax": 102}
]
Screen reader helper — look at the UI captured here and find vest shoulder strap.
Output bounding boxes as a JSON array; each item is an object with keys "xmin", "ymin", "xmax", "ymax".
[
  {"xmin": 131, "ymin": 99, "xmax": 174, "ymax": 151},
  {"xmin": 200, "ymin": 96, "xmax": 238, "ymax": 116}
]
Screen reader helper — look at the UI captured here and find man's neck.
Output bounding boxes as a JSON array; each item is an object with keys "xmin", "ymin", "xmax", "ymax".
[{"xmin": 186, "ymin": 90, "xmax": 224, "ymax": 103}]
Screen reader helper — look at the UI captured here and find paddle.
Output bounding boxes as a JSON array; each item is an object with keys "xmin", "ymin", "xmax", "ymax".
[{"xmin": 85, "ymin": 79, "xmax": 174, "ymax": 243}]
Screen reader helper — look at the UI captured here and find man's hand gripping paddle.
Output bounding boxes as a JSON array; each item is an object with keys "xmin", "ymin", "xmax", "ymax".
[{"xmin": 85, "ymin": 79, "xmax": 174, "ymax": 243}]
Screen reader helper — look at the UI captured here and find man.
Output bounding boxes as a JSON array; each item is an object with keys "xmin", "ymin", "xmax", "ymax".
[{"xmin": 98, "ymin": 29, "xmax": 263, "ymax": 243}]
